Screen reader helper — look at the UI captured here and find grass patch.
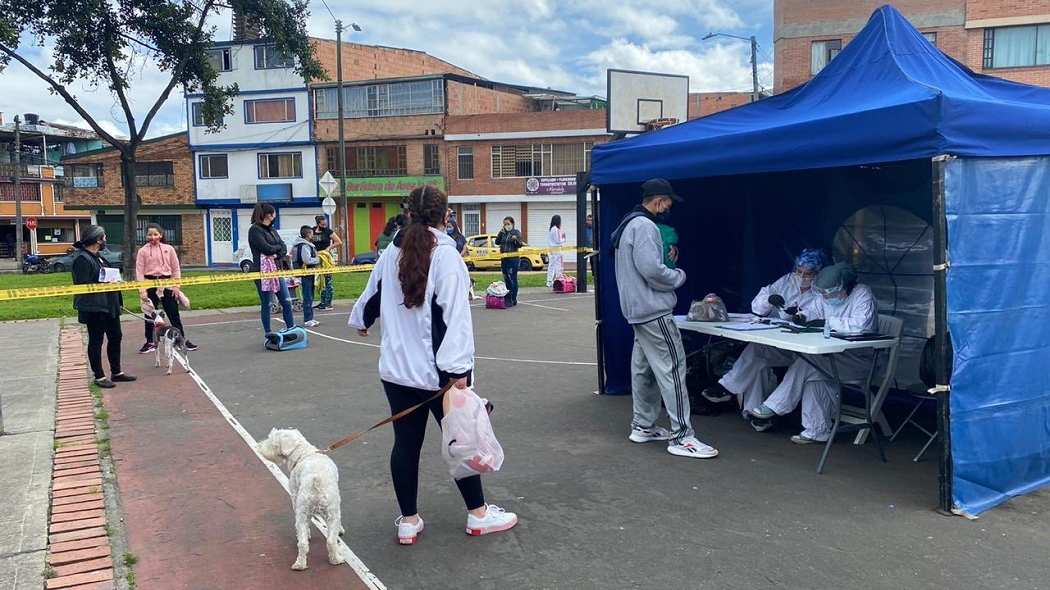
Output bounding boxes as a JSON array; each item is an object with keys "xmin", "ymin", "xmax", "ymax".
[
  {"xmin": 95, "ymin": 409, "xmax": 109, "ymax": 421},
  {"xmin": 43, "ymin": 565, "xmax": 56, "ymax": 579},
  {"xmin": 0, "ymin": 270, "xmax": 579, "ymax": 322},
  {"xmin": 123, "ymin": 552, "xmax": 138, "ymax": 567},
  {"xmin": 53, "ymin": 440, "xmax": 64, "ymax": 450}
]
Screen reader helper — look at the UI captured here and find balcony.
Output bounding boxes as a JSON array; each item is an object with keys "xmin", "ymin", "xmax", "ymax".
[{"xmin": 0, "ymin": 162, "xmax": 41, "ymax": 179}]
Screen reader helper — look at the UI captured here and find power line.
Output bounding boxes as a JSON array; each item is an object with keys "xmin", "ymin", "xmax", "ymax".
[{"xmin": 318, "ymin": 0, "xmax": 337, "ymax": 22}]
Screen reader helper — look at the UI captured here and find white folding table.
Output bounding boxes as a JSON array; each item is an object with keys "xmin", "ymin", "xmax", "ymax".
[{"xmin": 674, "ymin": 314, "xmax": 899, "ymax": 473}]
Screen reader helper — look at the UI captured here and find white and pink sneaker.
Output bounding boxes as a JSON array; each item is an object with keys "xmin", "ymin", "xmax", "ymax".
[
  {"xmin": 395, "ymin": 515, "xmax": 424, "ymax": 545},
  {"xmin": 465, "ymin": 505, "xmax": 518, "ymax": 537}
]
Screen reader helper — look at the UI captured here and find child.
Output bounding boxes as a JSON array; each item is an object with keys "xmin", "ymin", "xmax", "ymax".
[
  {"xmin": 657, "ymin": 222, "xmax": 679, "ymax": 269},
  {"xmin": 291, "ymin": 225, "xmax": 321, "ymax": 327}
]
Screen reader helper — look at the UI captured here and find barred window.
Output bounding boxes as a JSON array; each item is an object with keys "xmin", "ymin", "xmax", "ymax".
[
  {"xmin": 136, "ymin": 215, "xmax": 182, "ymax": 246},
  {"xmin": 490, "ymin": 142, "xmax": 593, "ymax": 178},
  {"xmin": 457, "ymin": 146, "xmax": 474, "ymax": 180},
  {"xmin": 134, "ymin": 161, "xmax": 174, "ymax": 187},
  {"xmin": 424, "ymin": 144, "xmax": 440, "ymax": 175},
  {"xmin": 325, "ymin": 145, "xmax": 407, "ymax": 177}
]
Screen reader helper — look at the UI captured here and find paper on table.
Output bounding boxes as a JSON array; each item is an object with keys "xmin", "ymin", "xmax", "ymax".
[{"xmin": 716, "ymin": 322, "xmax": 781, "ymax": 331}]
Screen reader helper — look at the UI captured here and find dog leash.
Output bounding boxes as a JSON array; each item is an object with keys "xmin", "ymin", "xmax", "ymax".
[{"xmin": 319, "ymin": 382, "xmax": 456, "ymax": 453}]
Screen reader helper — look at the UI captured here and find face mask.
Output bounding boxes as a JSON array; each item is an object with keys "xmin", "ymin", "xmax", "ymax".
[
  {"xmin": 825, "ymin": 295, "xmax": 847, "ymax": 307},
  {"xmin": 504, "ymin": 224, "xmax": 512, "ymax": 231},
  {"xmin": 446, "ymin": 226, "xmax": 454, "ymax": 235}
]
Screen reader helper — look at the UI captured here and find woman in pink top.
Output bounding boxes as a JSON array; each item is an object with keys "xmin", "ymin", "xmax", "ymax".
[{"xmin": 135, "ymin": 223, "xmax": 197, "ymax": 353}]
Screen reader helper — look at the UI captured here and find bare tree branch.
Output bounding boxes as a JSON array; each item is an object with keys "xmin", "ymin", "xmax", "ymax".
[
  {"xmin": 117, "ymin": 31, "xmax": 162, "ymax": 53},
  {"xmin": 136, "ymin": 0, "xmax": 216, "ymax": 142},
  {"xmin": 0, "ymin": 42, "xmax": 126, "ymax": 152},
  {"xmin": 105, "ymin": 26, "xmax": 138, "ymax": 141}
]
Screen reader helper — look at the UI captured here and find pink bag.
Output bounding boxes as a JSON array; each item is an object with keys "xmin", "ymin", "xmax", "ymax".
[
  {"xmin": 485, "ymin": 294, "xmax": 507, "ymax": 309},
  {"xmin": 260, "ymin": 256, "xmax": 280, "ymax": 293},
  {"xmin": 553, "ymin": 275, "xmax": 576, "ymax": 293},
  {"xmin": 441, "ymin": 387, "xmax": 504, "ymax": 480}
]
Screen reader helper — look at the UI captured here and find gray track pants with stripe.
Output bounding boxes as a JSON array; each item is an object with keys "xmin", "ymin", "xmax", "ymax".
[{"xmin": 630, "ymin": 315, "xmax": 694, "ymax": 444}]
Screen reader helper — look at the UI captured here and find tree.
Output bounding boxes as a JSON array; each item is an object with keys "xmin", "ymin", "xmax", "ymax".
[{"xmin": 0, "ymin": 0, "xmax": 325, "ymax": 273}]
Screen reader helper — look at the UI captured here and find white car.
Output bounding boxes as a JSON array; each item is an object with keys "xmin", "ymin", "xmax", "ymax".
[{"xmin": 235, "ymin": 228, "xmax": 302, "ymax": 272}]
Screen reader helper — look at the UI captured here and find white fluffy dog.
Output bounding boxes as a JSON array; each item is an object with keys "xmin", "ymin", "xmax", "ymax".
[{"xmin": 256, "ymin": 428, "xmax": 345, "ymax": 570}]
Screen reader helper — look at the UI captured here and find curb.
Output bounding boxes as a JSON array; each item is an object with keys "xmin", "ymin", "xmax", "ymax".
[{"xmin": 43, "ymin": 327, "xmax": 117, "ymax": 590}]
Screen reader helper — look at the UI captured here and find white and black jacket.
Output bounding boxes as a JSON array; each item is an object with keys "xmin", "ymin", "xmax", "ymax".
[{"xmin": 348, "ymin": 227, "xmax": 474, "ymax": 391}]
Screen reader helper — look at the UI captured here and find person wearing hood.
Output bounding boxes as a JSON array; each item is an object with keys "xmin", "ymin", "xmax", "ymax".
[
  {"xmin": 292, "ymin": 225, "xmax": 321, "ymax": 327},
  {"xmin": 72, "ymin": 225, "xmax": 136, "ymax": 388},
  {"xmin": 748, "ymin": 263, "xmax": 879, "ymax": 444},
  {"xmin": 611, "ymin": 178, "xmax": 719, "ymax": 460},
  {"xmin": 135, "ymin": 223, "xmax": 196, "ymax": 353},
  {"xmin": 701, "ymin": 248, "xmax": 829, "ymax": 430}
]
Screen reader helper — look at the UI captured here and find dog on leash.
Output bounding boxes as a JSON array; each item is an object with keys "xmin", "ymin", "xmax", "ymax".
[
  {"xmin": 148, "ymin": 307, "xmax": 189, "ymax": 375},
  {"xmin": 256, "ymin": 428, "xmax": 345, "ymax": 570}
]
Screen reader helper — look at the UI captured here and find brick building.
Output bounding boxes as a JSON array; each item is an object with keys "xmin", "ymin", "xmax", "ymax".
[
  {"xmin": 687, "ymin": 92, "xmax": 755, "ymax": 119},
  {"xmin": 63, "ymin": 132, "xmax": 206, "ymax": 265},
  {"xmin": 775, "ymin": 0, "xmax": 1050, "ymax": 93}
]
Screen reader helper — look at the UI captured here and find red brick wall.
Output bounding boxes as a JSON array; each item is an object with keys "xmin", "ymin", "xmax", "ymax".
[
  {"xmin": 687, "ymin": 92, "xmax": 752, "ymax": 119},
  {"xmin": 316, "ymin": 138, "xmax": 446, "ymax": 179},
  {"xmin": 964, "ymin": 0, "xmax": 1050, "ymax": 85},
  {"xmin": 446, "ymin": 80, "xmax": 533, "ymax": 115},
  {"xmin": 310, "ymin": 39, "xmax": 477, "ymax": 81},
  {"xmin": 63, "ymin": 133, "xmax": 194, "ymax": 207},
  {"xmin": 445, "ymin": 110, "xmax": 606, "ymax": 134},
  {"xmin": 179, "ymin": 213, "xmax": 206, "ymax": 266},
  {"xmin": 313, "ymin": 114, "xmax": 445, "ymax": 142},
  {"xmin": 966, "ymin": 0, "xmax": 1050, "ymax": 20}
]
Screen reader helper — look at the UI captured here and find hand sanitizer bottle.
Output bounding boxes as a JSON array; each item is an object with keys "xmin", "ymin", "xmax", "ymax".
[{"xmin": 823, "ymin": 321, "xmax": 832, "ymax": 339}]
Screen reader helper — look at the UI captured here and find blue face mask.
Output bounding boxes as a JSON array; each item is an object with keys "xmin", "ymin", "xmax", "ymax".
[{"xmin": 825, "ymin": 295, "xmax": 847, "ymax": 307}]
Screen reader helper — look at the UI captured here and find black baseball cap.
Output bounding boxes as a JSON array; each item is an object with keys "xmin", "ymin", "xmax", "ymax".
[{"xmin": 641, "ymin": 178, "xmax": 683, "ymax": 203}]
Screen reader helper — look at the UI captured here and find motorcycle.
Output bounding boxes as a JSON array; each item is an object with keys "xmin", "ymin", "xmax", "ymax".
[{"xmin": 22, "ymin": 253, "xmax": 51, "ymax": 274}]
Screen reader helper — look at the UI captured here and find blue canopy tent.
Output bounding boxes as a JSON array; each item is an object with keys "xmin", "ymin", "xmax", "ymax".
[{"xmin": 590, "ymin": 5, "xmax": 1050, "ymax": 516}]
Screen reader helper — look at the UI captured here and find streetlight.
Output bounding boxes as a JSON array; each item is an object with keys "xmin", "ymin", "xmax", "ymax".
[
  {"xmin": 333, "ymin": 20, "xmax": 362, "ymax": 264},
  {"xmin": 702, "ymin": 32, "xmax": 760, "ymax": 104}
]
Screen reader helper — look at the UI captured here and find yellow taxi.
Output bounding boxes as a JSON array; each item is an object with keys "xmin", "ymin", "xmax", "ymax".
[{"xmin": 464, "ymin": 234, "xmax": 548, "ymax": 271}]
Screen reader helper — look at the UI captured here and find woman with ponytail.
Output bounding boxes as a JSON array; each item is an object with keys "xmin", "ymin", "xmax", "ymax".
[{"xmin": 349, "ymin": 185, "xmax": 518, "ymax": 546}]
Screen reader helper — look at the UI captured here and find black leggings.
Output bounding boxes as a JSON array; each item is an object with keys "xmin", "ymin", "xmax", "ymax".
[
  {"xmin": 144, "ymin": 284, "xmax": 185, "ymax": 342},
  {"xmin": 382, "ymin": 380, "xmax": 485, "ymax": 516},
  {"xmin": 85, "ymin": 313, "xmax": 122, "ymax": 379}
]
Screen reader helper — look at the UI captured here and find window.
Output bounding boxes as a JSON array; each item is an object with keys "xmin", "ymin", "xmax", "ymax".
[
  {"xmin": 134, "ymin": 162, "xmax": 175, "ymax": 187},
  {"xmin": 424, "ymin": 144, "xmax": 440, "ymax": 175},
  {"xmin": 135, "ymin": 215, "xmax": 182, "ymax": 246},
  {"xmin": 37, "ymin": 223, "xmax": 75, "ymax": 243},
  {"xmin": 922, "ymin": 31, "xmax": 937, "ymax": 47},
  {"xmin": 53, "ymin": 182, "xmax": 63, "ymax": 202},
  {"xmin": 490, "ymin": 142, "xmax": 593, "ymax": 178},
  {"xmin": 469, "ymin": 235, "xmax": 488, "ymax": 248},
  {"xmin": 984, "ymin": 24, "xmax": 1050, "ymax": 69},
  {"xmin": 198, "ymin": 154, "xmax": 229, "ymax": 179},
  {"xmin": 192, "ymin": 102, "xmax": 224, "ymax": 127},
  {"xmin": 324, "ymin": 145, "xmax": 406, "ymax": 177},
  {"xmin": 69, "ymin": 164, "xmax": 103, "ymax": 188},
  {"xmin": 212, "ymin": 216, "xmax": 232, "ymax": 242},
  {"xmin": 206, "ymin": 48, "xmax": 232, "ymax": 71},
  {"xmin": 258, "ymin": 152, "xmax": 303, "ymax": 179},
  {"xmin": 457, "ymin": 146, "xmax": 474, "ymax": 180},
  {"xmin": 811, "ymin": 39, "xmax": 842, "ymax": 75},
  {"xmin": 313, "ymin": 79, "xmax": 445, "ymax": 119},
  {"xmin": 254, "ymin": 44, "xmax": 293, "ymax": 69},
  {"xmin": 463, "ymin": 205, "xmax": 481, "ymax": 236},
  {"xmin": 245, "ymin": 98, "xmax": 296, "ymax": 124},
  {"xmin": 0, "ymin": 182, "xmax": 40, "ymax": 201}
]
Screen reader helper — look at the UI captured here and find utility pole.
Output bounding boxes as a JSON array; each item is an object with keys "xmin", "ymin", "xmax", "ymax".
[
  {"xmin": 14, "ymin": 115, "xmax": 23, "ymax": 267},
  {"xmin": 750, "ymin": 35, "xmax": 760, "ymax": 103},
  {"xmin": 335, "ymin": 19, "xmax": 349, "ymax": 265}
]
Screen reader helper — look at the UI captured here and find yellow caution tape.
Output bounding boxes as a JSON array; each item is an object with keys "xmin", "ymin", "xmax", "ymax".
[{"xmin": 0, "ymin": 247, "xmax": 592, "ymax": 302}]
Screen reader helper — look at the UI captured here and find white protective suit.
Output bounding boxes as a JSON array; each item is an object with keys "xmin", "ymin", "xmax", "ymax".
[
  {"xmin": 719, "ymin": 273, "xmax": 826, "ymax": 415},
  {"xmin": 762, "ymin": 284, "xmax": 880, "ymax": 441},
  {"xmin": 545, "ymin": 226, "xmax": 566, "ymax": 287}
]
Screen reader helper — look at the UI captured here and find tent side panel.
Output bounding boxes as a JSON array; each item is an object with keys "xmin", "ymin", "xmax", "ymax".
[{"xmin": 945, "ymin": 157, "xmax": 1050, "ymax": 515}]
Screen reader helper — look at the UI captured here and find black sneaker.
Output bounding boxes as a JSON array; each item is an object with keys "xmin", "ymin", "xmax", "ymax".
[
  {"xmin": 701, "ymin": 383, "xmax": 733, "ymax": 404},
  {"xmin": 750, "ymin": 418, "xmax": 775, "ymax": 433},
  {"xmin": 138, "ymin": 342, "xmax": 156, "ymax": 354},
  {"xmin": 185, "ymin": 341, "xmax": 199, "ymax": 351},
  {"xmin": 95, "ymin": 378, "xmax": 115, "ymax": 389},
  {"xmin": 111, "ymin": 373, "xmax": 137, "ymax": 383}
]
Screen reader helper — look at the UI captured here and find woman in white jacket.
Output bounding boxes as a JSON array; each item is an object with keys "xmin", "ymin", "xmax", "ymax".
[
  {"xmin": 545, "ymin": 214, "xmax": 566, "ymax": 287},
  {"xmin": 349, "ymin": 185, "xmax": 518, "ymax": 545}
]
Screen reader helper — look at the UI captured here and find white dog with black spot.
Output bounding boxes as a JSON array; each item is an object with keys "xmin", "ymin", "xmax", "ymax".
[{"xmin": 256, "ymin": 428, "xmax": 345, "ymax": 570}]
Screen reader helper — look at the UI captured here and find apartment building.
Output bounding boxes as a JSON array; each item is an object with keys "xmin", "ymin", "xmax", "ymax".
[{"xmin": 775, "ymin": 0, "xmax": 1050, "ymax": 93}]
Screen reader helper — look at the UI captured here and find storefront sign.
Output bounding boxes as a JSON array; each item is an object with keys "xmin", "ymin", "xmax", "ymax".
[
  {"xmin": 525, "ymin": 176, "xmax": 576, "ymax": 196},
  {"xmin": 340, "ymin": 176, "xmax": 445, "ymax": 197}
]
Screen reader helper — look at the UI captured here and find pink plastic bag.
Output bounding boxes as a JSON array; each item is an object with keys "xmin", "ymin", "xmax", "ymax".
[{"xmin": 441, "ymin": 387, "xmax": 504, "ymax": 480}]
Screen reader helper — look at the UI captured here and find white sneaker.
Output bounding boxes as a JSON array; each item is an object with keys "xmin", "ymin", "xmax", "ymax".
[
  {"xmin": 628, "ymin": 426, "xmax": 672, "ymax": 443},
  {"xmin": 395, "ymin": 515, "xmax": 424, "ymax": 545},
  {"xmin": 790, "ymin": 434, "xmax": 823, "ymax": 445},
  {"xmin": 667, "ymin": 436, "xmax": 719, "ymax": 459},
  {"xmin": 304, "ymin": 320, "xmax": 320, "ymax": 327},
  {"xmin": 465, "ymin": 505, "xmax": 518, "ymax": 537}
]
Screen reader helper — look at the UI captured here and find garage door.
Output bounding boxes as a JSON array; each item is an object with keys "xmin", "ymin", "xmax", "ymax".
[
  {"xmin": 527, "ymin": 203, "xmax": 578, "ymax": 248},
  {"xmin": 278, "ymin": 210, "xmax": 322, "ymax": 235},
  {"xmin": 485, "ymin": 203, "xmax": 520, "ymax": 238}
]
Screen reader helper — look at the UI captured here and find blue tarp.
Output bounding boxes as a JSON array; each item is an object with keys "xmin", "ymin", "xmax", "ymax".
[
  {"xmin": 592, "ymin": 5, "xmax": 1050, "ymax": 185},
  {"xmin": 590, "ymin": 5, "xmax": 1050, "ymax": 514}
]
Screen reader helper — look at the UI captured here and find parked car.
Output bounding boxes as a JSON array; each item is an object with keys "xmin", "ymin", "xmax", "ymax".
[
  {"xmin": 49, "ymin": 245, "xmax": 124, "ymax": 273},
  {"xmin": 464, "ymin": 234, "xmax": 547, "ymax": 271},
  {"xmin": 351, "ymin": 251, "xmax": 378, "ymax": 265},
  {"xmin": 235, "ymin": 229, "xmax": 301, "ymax": 272}
]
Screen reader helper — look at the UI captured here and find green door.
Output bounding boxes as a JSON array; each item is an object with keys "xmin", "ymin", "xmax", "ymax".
[{"xmin": 96, "ymin": 214, "xmax": 124, "ymax": 245}]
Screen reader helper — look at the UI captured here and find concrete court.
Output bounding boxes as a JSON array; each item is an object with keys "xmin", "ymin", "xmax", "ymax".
[{"xmin": 171, "ymin": 290, "xmax": 1048, "ymax": 590}]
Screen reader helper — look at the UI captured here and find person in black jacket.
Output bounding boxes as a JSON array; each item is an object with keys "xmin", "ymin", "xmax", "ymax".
[
  {"xmin": 248, "ymin": 203, "xmax": 295, "ymax": 334},
  {"xmin": 72, "ymin": 225, "xmax": 136, "ymax": 388},
  {"xmin": 494, "ymin": 216, "xmax": 523, "ymax": 306}
]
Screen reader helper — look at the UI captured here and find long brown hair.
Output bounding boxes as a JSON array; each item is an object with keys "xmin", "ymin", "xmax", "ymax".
[
  {"xmin": 399, "ymin": 185, "xmax": 448, "ymax": 308},
  {"xmin": 251, "ymin": 203, "xmax": 276, "ymax": 225}
]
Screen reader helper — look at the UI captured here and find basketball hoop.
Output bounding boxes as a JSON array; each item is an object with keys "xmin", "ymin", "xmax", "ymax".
[{"xmin": 643, "ymin": 117, "xmax": 679, "ymax": 131}]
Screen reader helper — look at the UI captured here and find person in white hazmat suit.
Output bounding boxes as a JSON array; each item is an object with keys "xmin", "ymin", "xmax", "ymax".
[
  {"xmin": 700, "ymin": 249, "xmax": 829, "ymax": 430},
  {"xmin": 747, "ymin": 263, "xmax": 879, "ymax": 444}
]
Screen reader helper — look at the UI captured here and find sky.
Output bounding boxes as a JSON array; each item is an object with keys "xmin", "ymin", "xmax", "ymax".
[{"xmin": 0, "ymin": 0, "xmax": 774, "ymax": 140}]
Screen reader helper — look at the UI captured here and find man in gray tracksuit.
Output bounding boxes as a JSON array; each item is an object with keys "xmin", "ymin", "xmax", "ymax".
[{"xmin": 612, "ymin": 178, "xmax": 719, "ymax": 459}]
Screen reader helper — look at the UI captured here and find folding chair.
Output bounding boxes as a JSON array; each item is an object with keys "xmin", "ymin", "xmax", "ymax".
[
  {"xmin": 816, "ymin": 314, "xmax": 903, "ymax": 474},
  {"xmin": 889, "ymin": 391, "xmax": 939, "ymax": 462}
]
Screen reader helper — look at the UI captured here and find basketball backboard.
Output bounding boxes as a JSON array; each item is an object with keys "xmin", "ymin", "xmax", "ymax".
[{"xmin": 606, "ymin": 69, "xmax": 689, "ymax": 134}]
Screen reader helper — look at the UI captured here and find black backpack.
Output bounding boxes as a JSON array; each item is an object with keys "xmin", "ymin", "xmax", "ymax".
[{"xmin": 919, "ymin": 335, "xmax": 954, "ymax": 388}]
